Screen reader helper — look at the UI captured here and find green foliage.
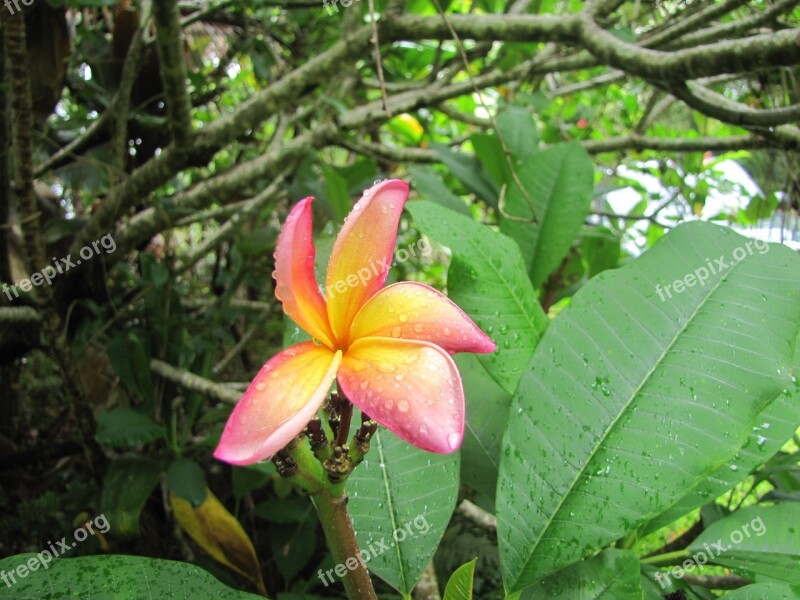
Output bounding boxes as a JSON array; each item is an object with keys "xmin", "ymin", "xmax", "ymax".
[
  {"xmin": 0, "ymin": 554, "xmax": 263, "ymax": 599},
  {"xmin": 347, "ymin": 430, "xmax": 459, "ymax": 595}
]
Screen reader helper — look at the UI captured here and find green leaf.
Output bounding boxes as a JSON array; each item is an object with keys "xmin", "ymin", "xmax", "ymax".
[
  {"xmin": 95, "ymin": 408, "xmax": 164, "ymax": 447},
  {"xmin": 646, "ymin": 385, "xmax": 800, "ymax": 533},
  {"xmin": 499, "ymin": 142, "xmax": 594, "ymax": 288},
  {"xmin": 720, "ymin": 582, "xmax": 800, "ymax": 599},
  {"xmin": 255, "ymin": 497, "xmax": 313, "ymax": 524},
  {"xmin": 321, "ymin": 164, "xmax": 352, "ymax": 223},
  {"xmin": 455, "ymin": 353, "xmax": 512, "ymax": 500},
  {"xmin": 406, "ymin": 201, "xmax": 548, "ymax": 396},
  {"xmin": 347, "ymin": 430, "xmax": 459, "ymax": 594},
  {"xmin": 497, "ymin": 222, "xmax": 800, "ymax": 592},
  {"xmin": 581, "ymin": 227, "xmax": 621, "ymax": 278},
  {"xmin": 472, "ymin": 133, "xmax": 511, "ymax": 188},
  {"xmin": 431, "ymin": 143, "xmax": 498, "ymax": 206},
  {"xmin": 495, "ymin": 106, "xmax": 538, "ymax": 161},
  {"xmin": 106, "ymin": 332, "xmax": 154, "ymax": 407},
  {"xmin": 270, "ymin": 518, "xmax": 317, "ymax": 581},
  {"xmin": 443, "ymin": 558, "xmax": 477, "ymax": 600},
  {"xmin": 167, "ymin": 458, "xmax": 208, "ymax": 508},
  {"xmin": 408, "ymin": 165, "xmax": 470, "ymax": 216},
  {"xmin": 687, "ymin": 503, "xmax": 800, "ymax": 584},
  {"xmin": 100, "ymin": 457, "xmax": 161, "ymax": 539},
  {"xmin": 0, "ymin": 554, "xmax": 263, "ymax": 599},
  {"xmin": 521, "ymin": 550, "xmax": 642, "ymax": 599}
]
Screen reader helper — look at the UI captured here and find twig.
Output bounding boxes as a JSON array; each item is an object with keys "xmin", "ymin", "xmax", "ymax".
[
  {"xmin": 150, "ymin": 359, "xmax": 241, "ymax": 404},
  {"xmin": 456, "ymin": 499, "xmax": 497, "ymax": 533}
]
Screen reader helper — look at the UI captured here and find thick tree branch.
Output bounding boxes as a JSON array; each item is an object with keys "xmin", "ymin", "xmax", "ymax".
[
  {"xmin": 578, "ymin": 14, "xmax": 800, "ymax": 83},
  {"xmin": 153, "ymin": 0, "xmax": 193, "ymax": 143},
  {"xmin": 670, "ymin": 82, "xmax": 800, "ymax": 127}
]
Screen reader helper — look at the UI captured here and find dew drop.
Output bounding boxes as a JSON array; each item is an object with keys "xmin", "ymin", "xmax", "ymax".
[{"xmin": 398, "ymin": 400, "xmax": 410, "ymax": 412}]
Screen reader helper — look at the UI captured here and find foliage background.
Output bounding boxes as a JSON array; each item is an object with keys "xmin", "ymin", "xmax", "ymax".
[{"xmin": 1, "ymin": 0, "xmax": 799, "ymax": 598}]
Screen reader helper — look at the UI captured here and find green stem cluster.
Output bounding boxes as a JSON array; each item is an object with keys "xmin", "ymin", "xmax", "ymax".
[{"xmin": 270, "ymin": 393, "xmax": 379, "ymax": 600}]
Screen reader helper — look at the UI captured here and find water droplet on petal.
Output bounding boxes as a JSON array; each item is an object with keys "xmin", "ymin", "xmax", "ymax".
[
  {"xmin": 360, "ymin": 380, "xmax": 370, "ymax": 390},
  {"xmin": 399, "ymin": 314, "xmax": 408, "ymax": 322},
  {"xmin": 398, "ymin": 400, "xmax": 410, "ymax": 412},
  {"xmin": 447, "ymin": 433, "xmax": 460, "ymax": 449}
]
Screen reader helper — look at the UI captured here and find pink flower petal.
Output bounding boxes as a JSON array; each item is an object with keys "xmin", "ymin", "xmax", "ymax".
[
  {"xmin": 274, "ymin": 198, "xmax": 336, "ymax": 348},
  {"xmin": 214, "ymin": 343, "xmax": 342, "ymax": 465},
  {"xmin": 325, "ymin": 179, "xmax": 409, "ymax": 344},
  {"xmin": 348, "ymin": 281, "xmax": 497, "ymax": 354},
  {"xmin": 338, "ymin": 337, "xmax": 464, "ymax": 453}
]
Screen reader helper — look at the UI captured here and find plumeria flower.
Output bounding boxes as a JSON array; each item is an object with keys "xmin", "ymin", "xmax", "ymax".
[{"xmin": 214, "ymin": 179, "xmax": 496, "ymax": 466}]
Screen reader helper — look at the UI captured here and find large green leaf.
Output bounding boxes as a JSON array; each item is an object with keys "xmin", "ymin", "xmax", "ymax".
[
  {"xmin": 648, "ymin": 327, "xmax": 800, "ymax": 532},
  {"xmin": 687, "ymin": 503, "xmax": 800, "ymax": 584},
  {"xmin": 455, "ymin": 353, "xmax": 512, "ymax": 501},
  {"xmin": 100, "ymin": 457, "xmax": 161, "ymax": 539},
  {"xmin": 721, "ymin": 582, "xmax": 800, "ymax": 599},
  {"xmin": 521, "ymin": 549, "xmax": 642, "ymax": 599},
  {"xmin": 497, "ymin": 222, "xmax": 800, "ymax": 592},
  {"xmin": 0, "ymin": 554, "xmax": 263, "ymax": 599},
  {"xmin": 498, "ymin": 142, "xmax": 594, "ymax": 289},
  {"xmin": 406, "ymin": 201, "xmax": 548, "ymax": 396},
  {"xmin": 647, "ymin": 389, "xmax": 800, "ymax": 533},
  {"xmin": 346, "ymin": 430, "xmax": 459, "ymax": 594}
]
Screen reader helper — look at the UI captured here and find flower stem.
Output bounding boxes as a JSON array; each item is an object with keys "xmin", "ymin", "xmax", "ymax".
[
  {"xmin": 312, "ymin": 489, "xmax": 377, "ymax": 600},
  {"xmin": 640, "ymin": 549, "xmax": 691, "ymax": 567}
]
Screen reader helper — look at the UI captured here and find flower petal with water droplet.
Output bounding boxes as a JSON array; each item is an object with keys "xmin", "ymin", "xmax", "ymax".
[
  {"xmin": 348, "ymin": 281, "xmax": 496, "ymax": 354},
  {"xmin": 338, "ymin": 337, "xmax": 464, "ymax": 453},
  {"xmin": 325, "ymin": 180, "xmax": 409, "ymax": 343},
  {"xmin": 273, "ymin": 198, "xmax": 336, "ymax": 348},
  {"xmin": 214, "ymin": 343, "xmax": 342, "ymax": 465}
]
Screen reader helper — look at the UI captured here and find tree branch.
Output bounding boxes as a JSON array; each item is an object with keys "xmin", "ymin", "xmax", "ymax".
[
  {"xmin": 150, "ymin": 359, "xmax": 241, "ymax": 404},
  {"xmin": 153, "ymin": 0, "xmax": 194, "ymax": 143}
]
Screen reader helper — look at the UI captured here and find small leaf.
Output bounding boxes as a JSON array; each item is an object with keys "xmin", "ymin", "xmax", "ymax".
[
  {"xmin": 170, "ymin": 489, "xmax": 266, "ymax": 595},
  {"xmin": 431, "ymin": 143, "xmax": 498, "ymax": 206},
  {"xmin": 409, "ymin": 165, "xmax": 470, "ymax": 216},
  {"xmin": 499, "ymin": 142, "xmax": 594, "ymax": 288},
  {"xmin": 443, "ymin": 558, "xmax": 477, "ymax": 600},
  {"xmin": 167, "ymin": 458, "xmax": 208, "ymax": 507},
  {"xmin": 100, "ymin": 457, "xmax": 160, "ymax": 539},
  {"xmin": 95, "ymin": 408, "xmax": 164, "ymax": 447}
]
